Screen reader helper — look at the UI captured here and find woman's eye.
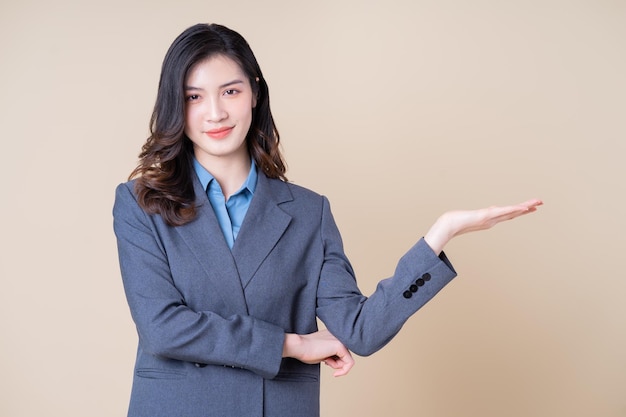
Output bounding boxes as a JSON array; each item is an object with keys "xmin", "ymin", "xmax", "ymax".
[
  {"xmin": 186, "ymin": 94, "xmax": 200, "ymax": 101},
  {"xmin": 224, "ymin": 89, "xmax": 239, "ymax": 96}
]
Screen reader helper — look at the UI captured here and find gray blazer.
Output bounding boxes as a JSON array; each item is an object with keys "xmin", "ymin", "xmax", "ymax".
[{"xmin": 113, "ymin": 172, "xmax": 456, "ymax": 417}]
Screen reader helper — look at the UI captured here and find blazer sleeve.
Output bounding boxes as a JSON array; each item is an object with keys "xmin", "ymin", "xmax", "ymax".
[
  {"xmin": 113, "ymin": 183, "xmax": 285, "ymax": 379},
  {"xmin": 315, "ymin": 196, "xmax": 457, "ymax": 356}
]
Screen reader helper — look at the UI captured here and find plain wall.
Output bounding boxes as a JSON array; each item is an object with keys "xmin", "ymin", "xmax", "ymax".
[{"xmin": 1, "ymin": 0, "xmax": 624, "ymax": 416}]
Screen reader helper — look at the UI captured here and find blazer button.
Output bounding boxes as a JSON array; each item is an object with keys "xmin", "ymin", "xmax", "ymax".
[
  {"xmin": 409, "ymin": 284, "xmax": 418, "ymax": 293},
  {"xmin": 416, "ymin": 278, "xmax": 425, "ymax": 286},
  {"xmin": 403, "ymin": 290, "xmax": 413, "ymax": 299},
  {"xmin": 422, "ymin": 273, "xmax": 431, "ymax": 281}
]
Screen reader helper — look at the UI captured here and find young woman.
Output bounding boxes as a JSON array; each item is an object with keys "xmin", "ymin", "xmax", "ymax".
[{"xmin": 113, "ymin": 23, "xmax": 542, "ymax": 417}]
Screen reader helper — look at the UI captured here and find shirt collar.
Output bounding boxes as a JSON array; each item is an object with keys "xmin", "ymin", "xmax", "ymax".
[{"xmin": 192, "ymin": 157, "xmax": 258, "ymax": 196}]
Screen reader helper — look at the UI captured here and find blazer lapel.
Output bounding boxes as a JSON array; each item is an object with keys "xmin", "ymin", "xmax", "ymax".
[
  {"xmin": 232, "ymin": 174, "xmax": 293, "ymax": 289},
  {"xmin": 175, "ymin": 175, "xmax": 248, "ymax": 314}
]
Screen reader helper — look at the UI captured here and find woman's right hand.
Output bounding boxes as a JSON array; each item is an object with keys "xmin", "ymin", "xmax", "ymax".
[{"xmin": 283, "ymin": 329, "xmax": 354, "ymax": 377}]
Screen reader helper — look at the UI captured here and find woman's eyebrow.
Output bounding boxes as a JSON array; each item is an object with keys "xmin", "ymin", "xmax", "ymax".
[
  {"xmin": 219, "ymin": 79, "xmax": 244, "ymax": 88},
  {"xmin": 184, "ymin": 79, "xmax": 244, "ymax": 91}
]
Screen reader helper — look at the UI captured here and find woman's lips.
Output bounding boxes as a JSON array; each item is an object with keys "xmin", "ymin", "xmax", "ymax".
[{"xmin": 205, "ymin": 126, "xmax": 234, "ymax": 139}]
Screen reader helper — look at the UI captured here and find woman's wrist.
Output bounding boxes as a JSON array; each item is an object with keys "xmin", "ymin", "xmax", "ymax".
[
  {"xmin": 424, "ymin": 214, "xmax": 454, "ymax": 255},
  {"xmin": 282, "ymin": 333, "xmax": 301, "ymax": 358}
]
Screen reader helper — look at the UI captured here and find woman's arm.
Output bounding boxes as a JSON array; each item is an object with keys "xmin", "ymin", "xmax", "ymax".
[
  {"xmin": 113, "ymin": 183, "xmax": 286, "ymax": 379},
  {"xmin": 316, "ymin": 197, "xmax": 542, "ymax": 357}
]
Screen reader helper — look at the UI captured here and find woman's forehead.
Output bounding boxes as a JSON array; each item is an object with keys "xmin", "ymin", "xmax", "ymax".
[{"xmin": 186, "ymin": 55, "xmax": 248, "ymax": 85}]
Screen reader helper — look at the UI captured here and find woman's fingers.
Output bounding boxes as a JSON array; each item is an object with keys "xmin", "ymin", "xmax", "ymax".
[
  {"xmin": 286, "ymin": 329, "xmax": 355, "ymax": 376},
  {"xmin": 460, "ymin": 199, "xmax": 543, "ymax": 232},
  {"xmin": 425, "ymin": 199, "xmax": 543, "ymax": 254},
  {"xmin": 324, "ymin": 350, "xmax": 355, "ymax": 377}
]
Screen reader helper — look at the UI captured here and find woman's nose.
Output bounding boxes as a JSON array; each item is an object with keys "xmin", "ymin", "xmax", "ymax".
[{"xmin": 205, "ymin": 96, "xmax": 227, "ymax": 122}]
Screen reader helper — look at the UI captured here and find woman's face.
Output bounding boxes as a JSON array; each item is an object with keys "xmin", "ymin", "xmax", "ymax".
[{"xmin": 184, "ymin": 54, "xmax": 256, "ymax": 169}]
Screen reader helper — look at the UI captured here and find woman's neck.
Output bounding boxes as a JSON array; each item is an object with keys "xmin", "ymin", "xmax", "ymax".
[{"xmin": 197, "ymin": 153, "xmax": 251, "ymax": 200}]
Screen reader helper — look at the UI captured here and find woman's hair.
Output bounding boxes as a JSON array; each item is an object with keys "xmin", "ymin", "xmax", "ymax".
[{"xmin": 130, "ymin": 23, "xmax": 286, "ymax": 226}]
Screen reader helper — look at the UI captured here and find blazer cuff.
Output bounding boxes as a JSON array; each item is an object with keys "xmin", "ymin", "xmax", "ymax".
[{"xmin": 243, "ymin": 319, "xmax": 286, "ymax": 379}]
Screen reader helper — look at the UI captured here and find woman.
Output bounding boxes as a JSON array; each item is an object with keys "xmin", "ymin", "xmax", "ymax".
[{"xmin": 113, "ymin": 23, "xmax": 541, "ymax": 417}]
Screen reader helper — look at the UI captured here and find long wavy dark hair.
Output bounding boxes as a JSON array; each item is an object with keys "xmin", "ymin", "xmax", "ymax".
[{"xmin": 130, "ymin": 23, "xmax": 286, "ymax": 226}]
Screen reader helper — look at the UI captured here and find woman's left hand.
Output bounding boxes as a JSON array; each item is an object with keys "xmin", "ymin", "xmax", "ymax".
[{"xmin": 424, "ymin": 199, "xmax": 543, "ymax": 254}]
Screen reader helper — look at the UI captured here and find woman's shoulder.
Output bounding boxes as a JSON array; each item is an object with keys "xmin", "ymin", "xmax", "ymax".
[
  {"xmin": 269, "ymin": 178, "xmax": 328, "ymax": 204},
  {"xmin": 285, "ymin": 180, "xmax": 322, "ymax": 199},
  {"xmin": 113, "ymin": 179, "xmax": 144, "ymax": 213},
  {"xmin": 115, "ymin": 178, "xmax": 138, "ymax": 198},
  {"xmin": 264, "ymin": 176, "xmax": 328, "ymax": 208}
]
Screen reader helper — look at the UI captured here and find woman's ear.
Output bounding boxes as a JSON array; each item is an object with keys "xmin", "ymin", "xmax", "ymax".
[{"xmin": 252, "ymin": 77, "xmax": 260, "ymax": 108}]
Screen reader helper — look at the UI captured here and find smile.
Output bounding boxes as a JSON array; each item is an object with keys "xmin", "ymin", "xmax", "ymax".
[{"xmin": 205, "ymin": 126, "xmax": 234, "ymax": 139}]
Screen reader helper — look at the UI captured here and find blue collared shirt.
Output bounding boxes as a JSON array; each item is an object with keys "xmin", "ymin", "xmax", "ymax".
[{"xmin": 193, "ymin": 158, "xmax": 258, "ymax": 249}]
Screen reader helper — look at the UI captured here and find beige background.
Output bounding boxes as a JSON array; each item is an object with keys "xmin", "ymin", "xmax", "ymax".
[{"xmin": 1, "ymin": 0, "xmax": 625, "ymax": 416}]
